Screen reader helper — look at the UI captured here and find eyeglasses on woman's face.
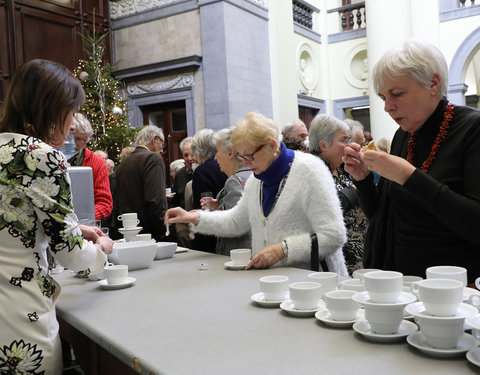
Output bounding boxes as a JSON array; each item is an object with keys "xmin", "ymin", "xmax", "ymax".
[{"xmin": 235, "ymin": 144, "xmax": 265, "ymax": 162}]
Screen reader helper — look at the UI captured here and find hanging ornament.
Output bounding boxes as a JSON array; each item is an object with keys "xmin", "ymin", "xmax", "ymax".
[
  {"xmin": 111, "ymin": 106, "xmax": 123, "ymax": 116},
  {"xmin": 79, "ymin": 71, "xmax": 89, "ymax": 81}
]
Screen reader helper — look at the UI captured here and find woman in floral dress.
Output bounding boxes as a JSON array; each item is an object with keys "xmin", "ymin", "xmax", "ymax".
[
  {"xmin": 309, "ymin": 114, "xmax": 368, "ymax": 275},
  {"xmin": 0, "ymin": 59, "xmax": 113, "ymax": 374}
]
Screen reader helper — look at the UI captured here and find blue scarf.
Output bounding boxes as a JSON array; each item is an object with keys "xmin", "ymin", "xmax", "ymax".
[{"xmin": 255, "ymin": 142, "xmax": 295, "ymax": 216}]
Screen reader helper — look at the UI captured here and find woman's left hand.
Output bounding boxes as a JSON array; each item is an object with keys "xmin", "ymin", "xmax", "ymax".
[
  {"xmin": 245, "ymin": 243, "xmax": 284, "ymax": 269},
  {"xmin": 362, "ymin": 150, "xmax": 416, "ymax": 185},
  {"xmin": 79, "ymin": 224, "xmax": 103, "ymax": 242}
]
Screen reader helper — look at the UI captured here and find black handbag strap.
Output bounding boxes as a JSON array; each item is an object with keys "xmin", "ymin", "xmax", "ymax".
[{"xmin": 310, "ymin": 234, "xmax": 319, "ymax": 271}]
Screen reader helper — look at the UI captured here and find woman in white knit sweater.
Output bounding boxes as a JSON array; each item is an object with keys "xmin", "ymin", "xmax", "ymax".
[{"xmin": 166, "ymin": 112, "xmax": 348, "ymax": 275}]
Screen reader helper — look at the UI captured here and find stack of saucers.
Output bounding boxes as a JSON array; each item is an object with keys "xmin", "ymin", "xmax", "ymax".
[{"xmin": 352, "ymin": 270, "xmax": 418, "ymax": 342}]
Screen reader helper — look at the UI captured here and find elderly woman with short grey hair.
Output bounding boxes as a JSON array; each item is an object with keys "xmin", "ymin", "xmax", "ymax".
[
  {"xmin": 190, "ymin": 128, "xmax": 227, "ymax": 252},
  {"xmin": 343, "ymin": 39, "xmax": 480, "ymax": 282},
  {"xmin": 198, "ymin": 127, "xmax": 252, "ymax": 255},
  {"xmin": 309, "ymin": 114, "xmax": 367, "ymax": 275}
]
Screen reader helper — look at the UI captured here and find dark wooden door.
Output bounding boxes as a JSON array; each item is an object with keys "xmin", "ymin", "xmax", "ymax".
[
  {"xmin": 142, "ymin": 100, "xmax": 188, "ymax": 186},
  {"xmin": 298, "ymin": 105, "xmax": 319, "ymax": 129}
]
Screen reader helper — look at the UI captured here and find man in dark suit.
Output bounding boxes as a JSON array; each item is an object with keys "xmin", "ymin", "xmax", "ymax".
[{"xmin": 114, "ymin": 125, "xmax": 167, "ymax": 242}]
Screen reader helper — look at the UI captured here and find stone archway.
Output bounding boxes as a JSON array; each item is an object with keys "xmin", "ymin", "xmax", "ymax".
[{"xmin": 448, "ymin": 26, "xmax": 480, "ymax": 105}]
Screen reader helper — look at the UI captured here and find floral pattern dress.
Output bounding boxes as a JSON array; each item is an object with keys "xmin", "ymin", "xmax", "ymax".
[
  {"xmin": 332, "ymin": 166, "xmax": 368, "ymax": 275},
  {"xmin": 0, "ymin": 133, "xmax": 106, "ymax": 374}
]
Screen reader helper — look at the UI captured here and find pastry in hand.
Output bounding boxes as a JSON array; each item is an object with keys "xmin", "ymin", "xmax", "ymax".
[{"xmin": 362, "ymin": 140, "xmax": 376, "ymax": 151}]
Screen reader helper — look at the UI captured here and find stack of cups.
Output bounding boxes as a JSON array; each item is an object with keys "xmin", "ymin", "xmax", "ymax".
[
  {"xmin": 353, "ymin": 270, "xmax": 416, "ymax": 334},
  {"xmin": 118, "ymin": 213, "xmax": 140, "ymax": 230},
  {"xmin": 406, "ymin": 274, "xmax": 477, "ymax": 349}
]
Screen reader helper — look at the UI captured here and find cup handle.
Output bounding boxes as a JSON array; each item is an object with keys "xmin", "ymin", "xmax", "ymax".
[
  {"xmin": 468, "ymin": 295, "xmax": 480, "ymax": 310},
  {"xmin": 117, "ymin": 215, "xmax": 122, "ymax": 221},
  {"xmin": 136, "ymin": 219, "xmax": 140, "ymax": 225},
  {"xmin": 410, "ymin": 281, "xmax": 419, "ymax": 295},
  {"xmin": 476, "ymin": 277, "xmax": 480, "ymax": 290}
]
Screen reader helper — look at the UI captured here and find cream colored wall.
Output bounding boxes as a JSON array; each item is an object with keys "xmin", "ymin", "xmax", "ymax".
[{"xmin": 114, "ymin": 11, "xmax": 202, "ymax": 70}]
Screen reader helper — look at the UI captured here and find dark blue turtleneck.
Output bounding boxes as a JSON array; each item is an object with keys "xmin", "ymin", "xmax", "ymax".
[{"xmin": 255, "ymin": 142, "xmax": 295, "ymax": 216}]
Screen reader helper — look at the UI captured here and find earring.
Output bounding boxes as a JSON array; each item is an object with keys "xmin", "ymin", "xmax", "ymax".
[{"xmin": 50, "ymin": 124, "xmax": 56, "ymax": 135}]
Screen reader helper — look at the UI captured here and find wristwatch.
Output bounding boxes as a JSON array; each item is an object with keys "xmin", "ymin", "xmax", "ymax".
[{"xmin": 281, "ymin": 240, "xmax": 288, "ymax": 259}]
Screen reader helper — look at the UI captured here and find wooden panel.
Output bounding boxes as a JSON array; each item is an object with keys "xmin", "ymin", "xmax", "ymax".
[
  {"xmin": 81, "ymin": 0, "xmax": 109, "ymax": 22},
  {"xmin": 0, "ymin": 0, "xmax": 12, "ymax": 103},
  {"xmin": 15, "ymin": 0, "xmax": 80, "ymax": 18},
  {"xmin": 13, "ymin": 4, "xmax": 81, "ymax": 71}
]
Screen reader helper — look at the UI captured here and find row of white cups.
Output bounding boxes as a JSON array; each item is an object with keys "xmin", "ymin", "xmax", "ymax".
[{"xmin": 251, "ymin": 265, "xmax": 480, "ymax": 359}]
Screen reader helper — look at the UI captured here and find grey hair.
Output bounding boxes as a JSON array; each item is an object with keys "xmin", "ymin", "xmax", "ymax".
[
  {"xmin": 213, "ymin": 127, "xmax": 235, "ymax": 153},
  {"xmin": 179, "ymin": 136, "xmax": 194, "ymax": 152},
  {"xmin": 191, "ymin": 128, "xmax": 216, "ymax": 159},
  {"xmin": 344, "ymin": 119, "xmax": 364, "ymax": 134},
  {"xmin": 282, "ymin": 119, "xmax": 306, "ymax": 137},
  {"xmin": 73, "ymin": 113, "xmax": 94, "ymax": 139},
  {"xmin": 309, "ymin": 114, "xmax": 349, "ymax": 155},
  {"xmin": 373, "ymin": 39, "xmax": 448, "ymax": 99},
  {"xmin": 135, "ymin": 125, "xmax": 164, "ymax": 146}
]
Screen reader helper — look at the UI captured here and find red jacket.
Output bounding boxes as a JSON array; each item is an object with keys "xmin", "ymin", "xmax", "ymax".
[{"xmin": 82, "ymin": 148, "xmax": 113, "ymax": 220}]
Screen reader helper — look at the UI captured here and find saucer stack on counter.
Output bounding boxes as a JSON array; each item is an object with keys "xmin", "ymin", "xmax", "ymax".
[{"xmin": 250, "ymin": 266, "xmax": 480, "ymax": 364}]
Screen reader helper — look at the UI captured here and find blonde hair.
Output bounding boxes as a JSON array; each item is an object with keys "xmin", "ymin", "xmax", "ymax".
[
  {"xmin": 73, "ymin": 113, "xmax": 94, "ymax": 139},
  {"xmin": 376, "ymin": 137, "xmax": 391, "ymax": 153},
  {"xmin": 231, "ymin": 112, "xmax": 280, "ymax": 150}
]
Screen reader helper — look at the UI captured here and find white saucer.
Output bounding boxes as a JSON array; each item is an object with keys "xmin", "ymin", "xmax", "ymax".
[
  {"xmin": 353, "ymin": 291, "xmax": 417, "ymax": 307},
  {"xmin": 405, "ymin": 301, "xmax": 478, "ymax": 319},
  {"xmin": 251, "ymin": 292, "xmax": 286, "ymax": 307},
  {"xmin": 224, "ymin": 261, "xmax": 247, "ymax": 270},
  {"xmin": 407, "ymin": 331, "xmax": 478, "ymax": 358},
  {"xmin": 467, "ymin": 346, "xmax": 480, "ymax": 367},
  {"xmin": 98, "ymin": 277, "xmax": 136, "ymax": 290},
  {"xmin": 353, "ymin": 319, "xmax": 418, "ymax": 342},
  {"xmin": 464, "ymin": 287, "xmax": 480, "ymax": 301},
  {"xmin": 118, "ymin": 227, "xmax": 142, "ymax": 233},
  {"xmin": 175, "ymin": 247, "xmax": 188, "ymax": 254},
  {"xmin": 315, "ymin": 307, "xmax": 365, "ymax": 328},
  {"xmin": 280, "ymin": 299, "xmax": 326, "ymax": 317}
]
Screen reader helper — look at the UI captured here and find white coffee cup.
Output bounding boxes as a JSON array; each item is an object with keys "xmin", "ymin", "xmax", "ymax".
[
  {"xmin": 352, "ymin": 268, "xmax": 381, "ymax": 282},
  {"xmin": 410, "ymin": 278, "xmax": 463, "ymax": 316},
  {"xmin": 136, "ymin": 233, "xmax": 152, "ymax": 242},
  {"xmin": 259, "ymin": 275, "xmax": 289, "ymax": 301},
  {"xmin": 307, "ymin": 272, "xmax": 338, "ymax": 296},
  {"xmin": 363, "ymin": 270, "xmax": 403, "ymax": 303},
  {"xmin": 103, "ymin": 264, "xmax": 128, "ymax": 285},
  {"xmin": 338, "ymin": 278, "xmax": 365, "ymax": 292},
  {"xmin": 415, "ymin": 314, "xmax": 465, "ymax": 349},
  {"xmin": 323, "ymin": 290, "xmax": 359, "ymax": 321},
  {"xmin": 363, "ymin": 303, "xmax": 405, "ymax": 334},
  {"xmin": 230, "ymin": 249, "xmax": 251, "ymax": 266},
  {"xmin": 122, "ymin": 219, "xmax": 140, "ymax": 230},
  {"xmin": 118, "ymin": 213, "xmax": 137, "ymax": 221},
  {"xmin": 402, "ymin": 275, "xmax": 423, "ymax": 293},
  {"xmin": 289, "ymin": 282, "xmax": 322, "ymax": 310},
  {"xmin": 426, "ymin": 265, "xmax": 467, "ymax": 287}
]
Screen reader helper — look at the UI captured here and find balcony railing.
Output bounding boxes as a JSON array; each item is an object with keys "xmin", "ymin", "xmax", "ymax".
[
  {"xmin": 293, "ymin": 0, "xmax": 319, "ymax": 30},
  {"xmin": 327, "ymin": 2, "xmax": 366, "ymax": 31}
]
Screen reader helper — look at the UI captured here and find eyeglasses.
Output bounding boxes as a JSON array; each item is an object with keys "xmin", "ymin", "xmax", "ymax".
[
  {"xmin": 235, "ymin": 144, "xmax": 265, "ymax": 161},
  {"xmin": 74, "ymin": 137, "xmax": 89, "ymax": 143},
  {"xmin": 341, "ymin": 137, "xmax": 352, "ymax": 146}
]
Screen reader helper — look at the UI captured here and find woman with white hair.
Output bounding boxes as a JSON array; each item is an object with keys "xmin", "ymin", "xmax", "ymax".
[
  {"xmin": 69, "ymin": 113, "xmax": 113, "ymax": 221},
  {"xmin": 199, "ymin": 127, "xmax": 252, "ymax": 255},
  {"xmin": 190, "ymin": 128, "xmax": 227, "ymax": 252},
  {"xmin": 309, "ymin": 114, "xmax": 367, "ymax": 275},
  {"xmin": 343, "ymin": 39, "xmax": 480, "ymax": 283},
  {"xmin": 166, "ymin": 112, "xmax": 347, "ymax": 274}
]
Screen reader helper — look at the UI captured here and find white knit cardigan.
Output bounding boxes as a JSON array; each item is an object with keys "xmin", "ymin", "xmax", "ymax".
[{"xmin": 194, "ymin": 151, "xmax": 348, "ymax": 275}]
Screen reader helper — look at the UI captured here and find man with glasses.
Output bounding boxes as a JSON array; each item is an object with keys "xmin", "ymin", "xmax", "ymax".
[{"xmin": 114, "ymin": 125, "xmax": 168, "ymax": 242}]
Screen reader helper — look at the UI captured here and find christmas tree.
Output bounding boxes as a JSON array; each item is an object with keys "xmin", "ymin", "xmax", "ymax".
[{"xmin": 74, "ymin": 25, "xmax": 136, "ymax": 164}]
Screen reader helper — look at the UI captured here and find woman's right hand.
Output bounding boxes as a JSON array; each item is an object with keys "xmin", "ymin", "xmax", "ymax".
[
  {"xmin": 343, "ymin": 143, "xmax": 371, "ymax": 181},
  {"xmin": 165, "ymin": 207, "xmax": 200, "ymax": 225}
]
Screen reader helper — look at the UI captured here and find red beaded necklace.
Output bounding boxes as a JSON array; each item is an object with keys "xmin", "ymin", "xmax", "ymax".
[{"xmin": 406, "ymin": 103, "xmax": 454, "ymax": 173}]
